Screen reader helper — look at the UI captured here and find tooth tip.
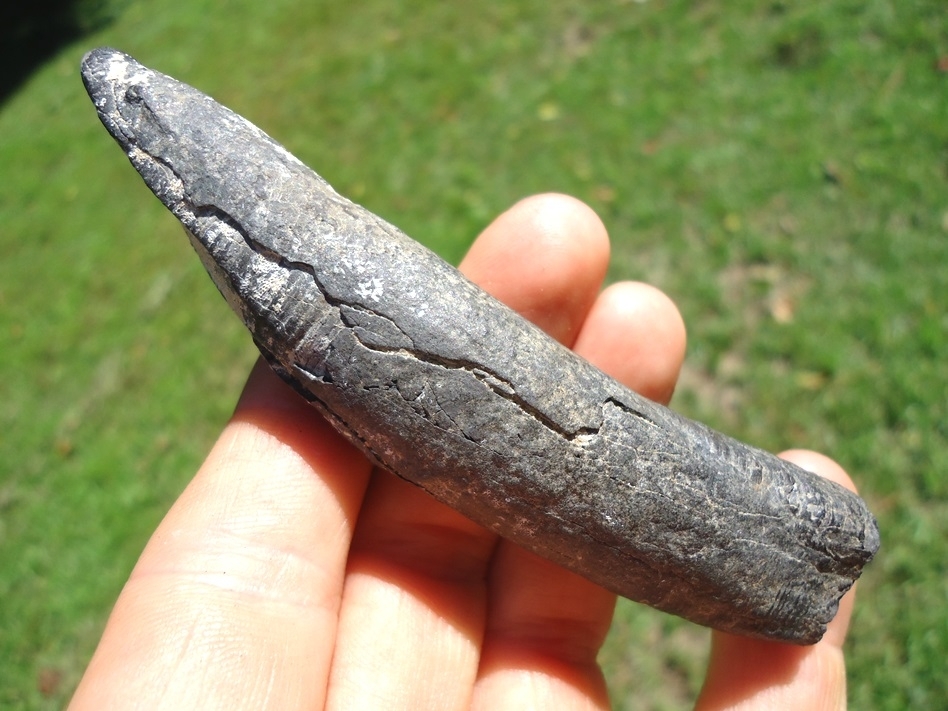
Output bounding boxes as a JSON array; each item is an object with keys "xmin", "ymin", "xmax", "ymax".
[
  {"xmin": 81, "ymin": 47, "xmax": 122, "ymax": 77},
  {"xmin": 80, "ymin": 47, "xmax": 146, "ymax": 94}
]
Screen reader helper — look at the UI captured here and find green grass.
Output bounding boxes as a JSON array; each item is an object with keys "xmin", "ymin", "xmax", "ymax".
[{"xmin": 2, "ymin": 0, "xmax": 945, "ymax": 707}]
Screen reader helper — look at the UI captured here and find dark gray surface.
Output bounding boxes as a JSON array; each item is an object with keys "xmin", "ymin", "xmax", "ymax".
[{"xmin": 81, "ymin": 47, "xmax": 879, "ymax": 644}]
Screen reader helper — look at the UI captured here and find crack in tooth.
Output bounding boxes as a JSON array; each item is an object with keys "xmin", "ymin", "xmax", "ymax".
[
  {"xmin": 129, "ymin": 166, "xmax": 629, "ymax": 450},
  {"xmin": 190, "ymin": 213, "xmax": 607, "ymax": 445},
  {"xmin": 178, "ymin": 198, "xmax": 659, "ymax": 455},
  {"xmin": 145, "ymin": 185, "xmax": 662, "ymax": 456}
]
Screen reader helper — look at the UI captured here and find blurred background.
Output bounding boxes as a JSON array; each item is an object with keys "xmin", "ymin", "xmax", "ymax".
[{"xmin": 1, "ymin": 1, "xmax": 945, "ymax": 708}]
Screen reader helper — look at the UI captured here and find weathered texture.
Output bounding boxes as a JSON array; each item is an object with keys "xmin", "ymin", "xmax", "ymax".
[{"xmin": 81, "ymin": 47, "xmax": 879, "ymax": 644}]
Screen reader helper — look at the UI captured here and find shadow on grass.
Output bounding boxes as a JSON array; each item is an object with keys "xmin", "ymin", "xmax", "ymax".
[{"xmin": 0, "ymin": 0, "xmax": 127, "ymax": 104}]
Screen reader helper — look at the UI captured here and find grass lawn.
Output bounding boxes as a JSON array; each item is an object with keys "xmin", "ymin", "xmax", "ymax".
[{"xmin": 2, "ymin": 0, "xmax": 945, "ymax": 708}]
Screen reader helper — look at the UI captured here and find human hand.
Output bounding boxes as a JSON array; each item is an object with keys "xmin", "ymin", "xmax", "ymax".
[{"xmin": 69, "ymin": 194, "xmax": 857, "ymax": 710}]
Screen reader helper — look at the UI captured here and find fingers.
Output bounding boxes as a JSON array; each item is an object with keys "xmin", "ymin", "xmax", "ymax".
[
  {"xmin": 324, "ymin": 194, "xmax": 614, "ymax": 710},
  {"xmin": 695, "ymin": 451, "xmax": 858, "ymax": 711},
  {"xmin": 471, "ymin": 281, "xmax": 687, "ymax": 710},
  {"xmin": 460, "ymin": 193, "xmax": 611, "ymax": 345},
  {"xmin": 573, "ymin": 281, "xmax": 687, "ymax": 403},
  {"xmin": 69, "ymin": 361, "xmax": 374, "ymax": 710}
]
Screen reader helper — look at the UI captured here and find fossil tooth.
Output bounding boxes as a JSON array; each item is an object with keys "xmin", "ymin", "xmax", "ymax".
[{"xmin": 81, "ymin": 47, "xmax": 879, "ymax": 644}]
